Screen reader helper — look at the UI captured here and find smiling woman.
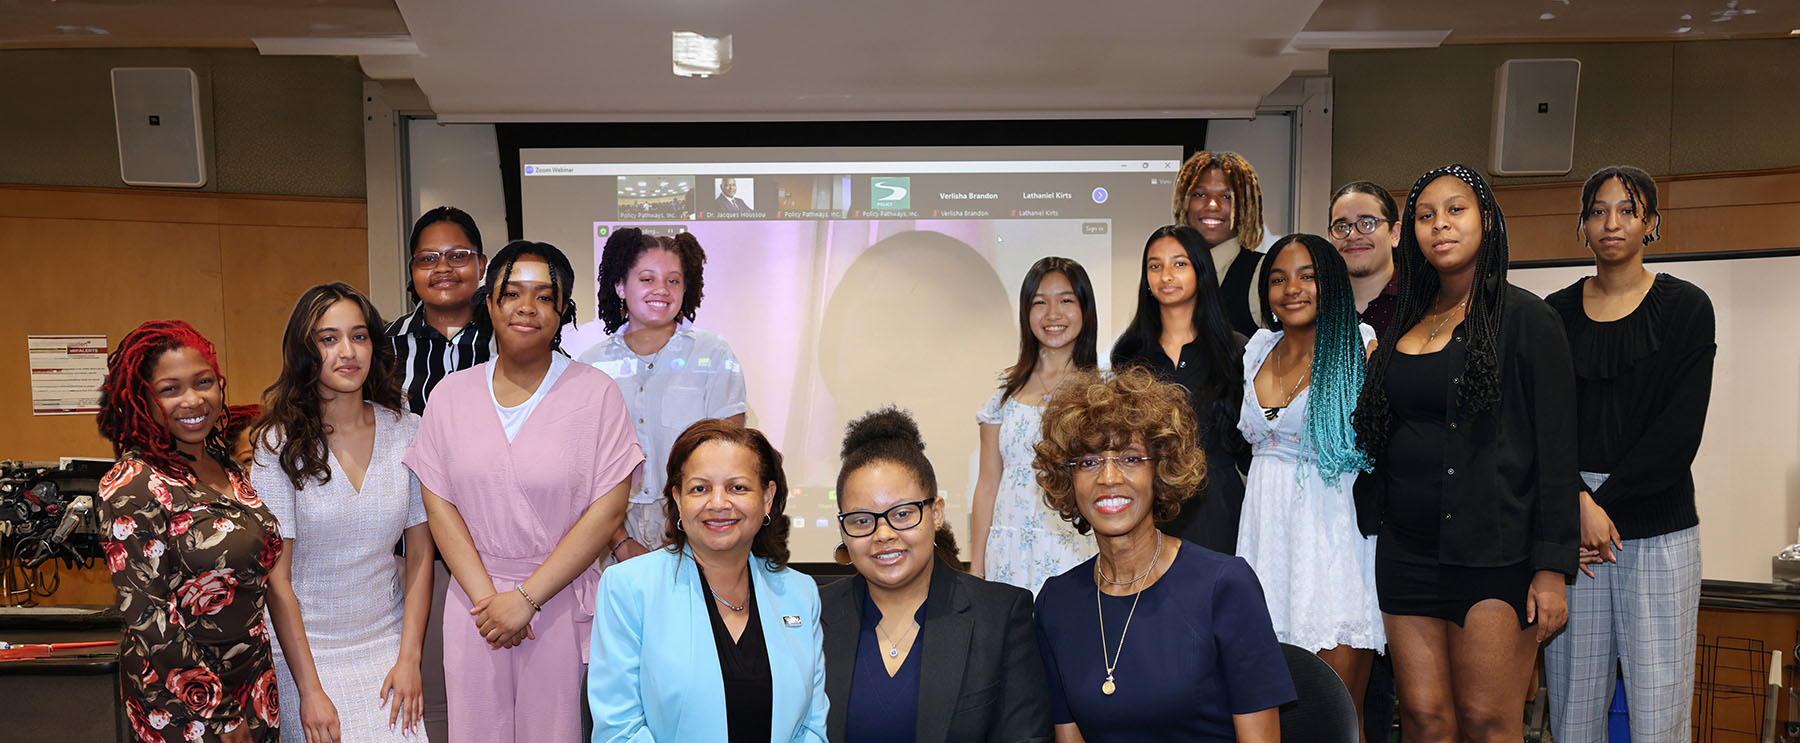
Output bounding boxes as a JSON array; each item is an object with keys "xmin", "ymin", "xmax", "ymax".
[
  {"xmin": 1029, "ymin": 366, "xmax": 1292, "ymax": 742},
  {"xmin": 819, "ymin": 407, "xmax": 1051, "ymax": 743},
  {"xmin": 582, "ymin": 228, "xmax": 747, "ymax": 560},
  {"xmin": 96, "ymin": 320, "xmax": 283, "ymax": 743},
  {"xmin": 970, "ymin": 257, "xmax": 1099, "ymax": 594},
  {"xmin": 587, "ymin": 419, "xmax": 828, "ymax": 743}
]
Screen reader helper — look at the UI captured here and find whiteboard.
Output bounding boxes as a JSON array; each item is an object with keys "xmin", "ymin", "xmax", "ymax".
[{"xmin": 1512, "ymin": 256, "xmax": 1800, "ymax": 583}]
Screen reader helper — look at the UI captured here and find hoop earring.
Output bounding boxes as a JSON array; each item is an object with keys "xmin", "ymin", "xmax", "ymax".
[
  {"xmin": 833, "ymin": 544, "xmax": 852, "ymax": 565},
  {"xmin": 674, "ymin": 517, "xmax": 683, "ymax": 532},
  {"xmin": 763, "ymin": 515, "xmax": 771, "ymax": 526}
]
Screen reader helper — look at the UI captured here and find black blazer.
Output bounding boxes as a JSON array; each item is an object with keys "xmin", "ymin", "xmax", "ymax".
[
  {"xmin": 1353, "ymin": 282, "xmax": 1581, "ymax": 576},
  {"xmin": 820, "ymin": 558, "xmax": 1052, "ymax": 743}
]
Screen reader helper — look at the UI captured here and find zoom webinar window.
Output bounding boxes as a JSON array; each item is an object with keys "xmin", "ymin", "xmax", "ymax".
[{"xmin": 520, "ymin": 145, "xmax": 1184, "ymax": 563}]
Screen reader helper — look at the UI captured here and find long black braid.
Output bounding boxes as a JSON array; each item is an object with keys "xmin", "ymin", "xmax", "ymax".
[{"xmin": 1354, "ymin": 164, "xmax": 1510, "ymax": 457}]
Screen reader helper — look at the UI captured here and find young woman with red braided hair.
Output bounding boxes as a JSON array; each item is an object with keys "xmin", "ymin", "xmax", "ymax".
[{"xmin": 96, "ymin": 320, "xmax": 284, "ymax": 743}]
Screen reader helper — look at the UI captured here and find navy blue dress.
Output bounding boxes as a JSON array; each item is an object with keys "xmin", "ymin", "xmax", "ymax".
[{"xmin": 1034, "ymin": 540, "xmax": 1295, "ymax": 741}]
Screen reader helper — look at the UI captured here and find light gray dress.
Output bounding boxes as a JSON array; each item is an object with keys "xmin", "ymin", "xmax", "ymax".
[{"xmin": 252, "ymin": 406, "xmax": 429, "ymax": 742}]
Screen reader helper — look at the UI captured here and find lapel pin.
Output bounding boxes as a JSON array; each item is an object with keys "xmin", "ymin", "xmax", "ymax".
[{"xmin": 782, "ymin": 615, "xmax": 802, "ymax": 627}]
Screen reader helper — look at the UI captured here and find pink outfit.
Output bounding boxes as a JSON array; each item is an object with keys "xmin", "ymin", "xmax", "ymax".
[{"xmin": 403, "ymin": 361, "xmax": 644, "ymax": 743}]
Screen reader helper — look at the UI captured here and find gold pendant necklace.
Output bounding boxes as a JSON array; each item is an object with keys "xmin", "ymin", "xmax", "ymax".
[{"xmin": 1095, "ymin": 537, "xmax": 1156, "ymax": 696}]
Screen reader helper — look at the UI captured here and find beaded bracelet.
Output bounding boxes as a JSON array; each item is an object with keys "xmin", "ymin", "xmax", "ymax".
[{"xmin": 516, "ymin": 585, "xmax": 542, "ymax": 612}]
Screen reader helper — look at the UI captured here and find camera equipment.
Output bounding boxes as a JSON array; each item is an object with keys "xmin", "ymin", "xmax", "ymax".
[{"xmin": 0, "ymin": 459, "xmax": 109, "ymax": 606}]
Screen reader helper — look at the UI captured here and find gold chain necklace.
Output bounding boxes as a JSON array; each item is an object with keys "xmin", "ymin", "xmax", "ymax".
[
  {"xmin": 1424, "ymin": 296, "xmax": 1469, "ymax": 345},
  {"xmin": 1095, "ymin": 537, "xmax": 1159, "ymax": 696},
  {"xmin": 1265, "ymin": 338, "xmax": 1311, "ymax": 421}
]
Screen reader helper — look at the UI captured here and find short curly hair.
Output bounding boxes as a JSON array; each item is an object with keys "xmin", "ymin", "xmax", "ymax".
[{"xmin": 1032, "ymin": 366, "xmax": 1207, "ymax": 535}]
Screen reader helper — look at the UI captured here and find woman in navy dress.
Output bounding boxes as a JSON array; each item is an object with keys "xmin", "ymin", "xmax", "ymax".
[{"xmin": 1031, "ymin": 366, "xmax": 1294, "ymax": 742}]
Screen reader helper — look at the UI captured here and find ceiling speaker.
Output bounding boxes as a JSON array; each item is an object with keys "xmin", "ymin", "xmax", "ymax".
[
  {"xmin": 111, "ymin": 67, "xmax": 207, "ymax": 188},
  {"xmin": 1490, "ymin": 58, "xmax": 1580, "ymax": 176}
]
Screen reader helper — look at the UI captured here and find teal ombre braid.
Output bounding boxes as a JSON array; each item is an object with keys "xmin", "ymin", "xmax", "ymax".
[{"xmin": 1259, "ymin": 234, "xmax": 1372, "ymax": 485}]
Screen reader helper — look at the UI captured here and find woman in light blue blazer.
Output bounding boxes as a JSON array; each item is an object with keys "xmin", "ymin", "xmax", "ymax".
[{"xmin": 589, "ymin": 419, "xmax": 829, "ymax": 742}]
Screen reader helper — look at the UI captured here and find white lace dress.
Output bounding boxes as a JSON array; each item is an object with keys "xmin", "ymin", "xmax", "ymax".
[
  {"xmin": 252, "ymin": 407, "xmax": 430, "ymax": 742},
  {"xmin": 979, "ymin": 389, "xmax": 1095, "ymax": 595},
  {"xmin": 1235, "ymin": 328, "xmax": 1385, "ymax": 652}
]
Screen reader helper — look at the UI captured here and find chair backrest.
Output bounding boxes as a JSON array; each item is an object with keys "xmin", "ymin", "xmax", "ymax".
[{"xmin": 1278, "ymin": 642, "xmax": 1360, "ymax": 743}]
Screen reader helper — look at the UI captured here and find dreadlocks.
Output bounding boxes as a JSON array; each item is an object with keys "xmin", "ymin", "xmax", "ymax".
[
  {"xmin": 1355, "ymin": 164, "xmax": 1510, "ymax": 457},
  {"xmin": 97, "ymin": 320, "xmax": 229, "ymax": 480},
  {"xmin": 1259, "ymin": 233, "xmax": 1370, "ymax": 484},
  {"xmin": 1171, "ymin": 151, "xmax": 1265, "ymax": 249}
]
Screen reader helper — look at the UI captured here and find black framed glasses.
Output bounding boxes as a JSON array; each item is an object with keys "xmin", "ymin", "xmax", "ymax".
[
  {"xmin": 838, "ymin": 499, "xmax": 933, "ymax": 538},
  {"xmin": 1329, "ymin": 216, "xmax": 1392, "ymax": 239},
  {"xmin": 411, "ymin": 249, "xmax": 480, "ymax": 269},
  {"xmin": 1067, "ymin": 453, "xmax": 1155, "ymax": 476}
]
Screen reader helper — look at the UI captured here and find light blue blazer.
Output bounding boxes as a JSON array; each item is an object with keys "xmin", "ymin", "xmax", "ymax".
[{"xmin": 588, "ymin": 546, "xmax": 829, "ymax": 742}]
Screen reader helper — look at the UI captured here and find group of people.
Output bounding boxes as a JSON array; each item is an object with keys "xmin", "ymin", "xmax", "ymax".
[{"xmin": 92, "ymin": 149, "xmax": 1713, "ymax": 743}]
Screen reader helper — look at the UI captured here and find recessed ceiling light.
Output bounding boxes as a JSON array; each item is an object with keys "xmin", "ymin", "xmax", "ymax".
[{"xmin": 673, "ymin": 32, "xmax": 732, "ymax": 77}]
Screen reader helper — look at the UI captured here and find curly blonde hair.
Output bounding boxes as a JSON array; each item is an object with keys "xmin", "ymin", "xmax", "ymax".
[
  {"xmin": 1171, "ymin": 151, "xmax": 1264, "ymax": 249},
  {"xmin": 1032, "ymin": 366, "xmax": 1207, "ymax": 535}
]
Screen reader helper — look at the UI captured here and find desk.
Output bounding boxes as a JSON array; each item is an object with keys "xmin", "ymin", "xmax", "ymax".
[
  {"xmin": 0, "ymin": 606, "xmax": 126, "ymax": 742},
  {"xmin": 1696, "ymin": 580, "xmax": 1800, "ymax": 741}
]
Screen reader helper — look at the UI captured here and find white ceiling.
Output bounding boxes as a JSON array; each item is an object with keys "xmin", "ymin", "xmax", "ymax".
[
  {"xmin": 2, "ymin": 0, "xmax": 1795, "ymax": 121},
  {"xmin": 386, "ymin": 0, "xmax": 1329, "ymax": 121}
]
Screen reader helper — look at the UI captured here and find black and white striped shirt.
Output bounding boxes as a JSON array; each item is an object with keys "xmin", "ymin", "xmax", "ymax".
[{"xmin": 387, "ymin": 309, "xmax": 495, "ymax": 415}]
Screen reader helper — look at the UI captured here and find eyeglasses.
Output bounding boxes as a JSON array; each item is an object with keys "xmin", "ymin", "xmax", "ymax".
[
  {"xmin": 1067, "ymin": 453, "xmax": 1155, "ymax": 476},
  {"xmin": 411, "ymin": 249, "xmax": 480, "ymax": 269},
  {"xmin": 838, "ymin": 499, "xmax": 933, "ymax": 538},
  {"xmin": 1329, "ymin": 217, "xmax": 1392, "ymax": 239}
]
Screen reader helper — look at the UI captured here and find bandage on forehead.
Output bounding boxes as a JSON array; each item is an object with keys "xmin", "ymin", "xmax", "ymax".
[{"xmin": 502, "ymin": 259, "xmax": 556, "ymax": 287}]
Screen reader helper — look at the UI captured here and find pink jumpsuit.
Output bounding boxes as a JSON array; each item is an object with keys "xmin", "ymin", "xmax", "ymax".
[{"xmin": 403, "ymin": 362, "xmax": 643, "ymax": 743}]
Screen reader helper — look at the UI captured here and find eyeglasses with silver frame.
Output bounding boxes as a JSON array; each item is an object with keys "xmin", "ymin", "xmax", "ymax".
[{"xmin": 1328, "ymin": 216, "xmax": 1393, "ymax": 239}]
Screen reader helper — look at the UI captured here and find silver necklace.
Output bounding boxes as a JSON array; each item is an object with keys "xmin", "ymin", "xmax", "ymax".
[
  {"xmin": 709, "ymin": 586, "xmax": 746, "ymax": 612},
  {"xmin": 875, "ymin": 619, "xmax": 919, "ymax": 658},
  {"xmin": 1096, "ymin": 533, "xmax": 1163, "ymax": 586}
]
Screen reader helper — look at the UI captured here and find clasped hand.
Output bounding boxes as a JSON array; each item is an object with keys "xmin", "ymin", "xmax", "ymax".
[
  {"xmin": 471, "ymin": 590, "xmax": 537, "ymax": 649},
  {"xmin": 1577, "ymin": 490, "xmax": 1623, "ymax": 579}
]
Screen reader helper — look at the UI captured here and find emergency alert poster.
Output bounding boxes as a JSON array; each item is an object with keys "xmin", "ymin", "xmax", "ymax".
[{"xmin": 28, "ymin": 335, "xmax": 107, "ymax": 415}]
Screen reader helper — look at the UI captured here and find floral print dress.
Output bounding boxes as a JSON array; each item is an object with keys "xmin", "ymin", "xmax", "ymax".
[
  {"xmin": 978, "ymin": 388, "xmax": 1096, "ymax": 595},
  {"xmin": 99, "ymin": 450, "xmax": 284, "ymax": 743}
]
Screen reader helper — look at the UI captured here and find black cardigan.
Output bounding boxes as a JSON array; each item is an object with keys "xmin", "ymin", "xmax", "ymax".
[
  {"xmin": 1544, "ymin": 274, "xmax": 1716, "ymax": 539},
  {"xmin": 819, "ymin": 559, "xmax": 1052, "ymax": 743},
  {"xmin": 1353, "ymin": 283, "xmax": 1582, "ymax": 576}
]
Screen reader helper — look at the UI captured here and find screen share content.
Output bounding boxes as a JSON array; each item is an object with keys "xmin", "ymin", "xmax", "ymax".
[{"xmin": 523, "ymin": 147, "xmax": 1182, "ymax": 561}]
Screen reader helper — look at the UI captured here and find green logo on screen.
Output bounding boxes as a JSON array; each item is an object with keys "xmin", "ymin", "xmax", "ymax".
[{"xmin": 871, "ymin": 177, "xmax": 911, "ymax": 210}]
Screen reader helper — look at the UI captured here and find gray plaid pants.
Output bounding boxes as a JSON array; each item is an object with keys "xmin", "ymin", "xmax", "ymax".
[{"xmin": 1544, "ymin": 476, "xmax": 1701, "ymax": 743}]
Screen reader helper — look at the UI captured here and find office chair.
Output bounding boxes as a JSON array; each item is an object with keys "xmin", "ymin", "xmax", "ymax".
[{"xmin": 1279, "ymin": 642, "xmax": 1360, "ymax": 743}]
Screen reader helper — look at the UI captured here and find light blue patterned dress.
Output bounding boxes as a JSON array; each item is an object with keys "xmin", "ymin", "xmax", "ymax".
[{"xmin": 978, "ymin": 388, "xmax": 1096, "ymax": 595}]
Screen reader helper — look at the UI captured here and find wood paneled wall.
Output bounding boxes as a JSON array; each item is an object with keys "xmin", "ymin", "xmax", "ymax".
[
  {"xmin": 1390, "ymin": 167, "xmax": 1800, "ymax": 264},
  {"xmin": 0, "ymin": 184, "xmax": 369, "ymax": 462}
]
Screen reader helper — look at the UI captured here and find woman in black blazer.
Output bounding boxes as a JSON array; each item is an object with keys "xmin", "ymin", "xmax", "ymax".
[{"xmin": 820, "ymin": 408, "xmax": 1051, "ymax": 743}]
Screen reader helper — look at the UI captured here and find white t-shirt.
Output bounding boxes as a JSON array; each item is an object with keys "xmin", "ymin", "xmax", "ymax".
[
  {"xmin": 577, "ymin": 327, "xmax": 747, "ymax": 504},
  {"xmin": 486, "ymin": 353, "xmax": 573, "ymax": 442}
]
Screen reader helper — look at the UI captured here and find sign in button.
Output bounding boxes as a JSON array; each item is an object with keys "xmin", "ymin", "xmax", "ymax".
[{"xmin": 1082, "ymin": 222, "xmax": 1109, "ymax": 235}]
